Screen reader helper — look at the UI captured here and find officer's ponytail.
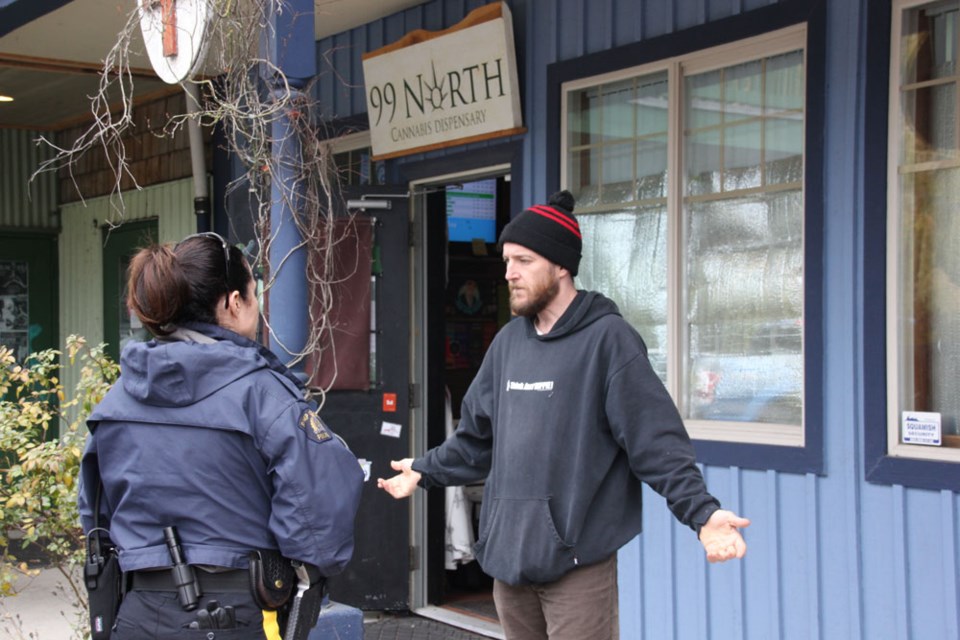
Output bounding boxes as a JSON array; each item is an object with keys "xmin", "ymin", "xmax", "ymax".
[
  {"xmin": 126, "ymin": 234, "xmax": 251, "ymax": 336},
  {"xmin": 126, "ymin": 244, "xmax": 190, "ymax": 336}
]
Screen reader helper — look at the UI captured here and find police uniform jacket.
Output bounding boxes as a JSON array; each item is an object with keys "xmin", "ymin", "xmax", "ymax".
[{"xmin": 77, "ymin": 323, "xmax": 364, "ymax": 577}]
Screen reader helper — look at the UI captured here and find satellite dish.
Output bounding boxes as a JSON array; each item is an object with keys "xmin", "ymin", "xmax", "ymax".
[{"xmin": 139, "ymin": 0, "xmax": 212, "ymax": 84}]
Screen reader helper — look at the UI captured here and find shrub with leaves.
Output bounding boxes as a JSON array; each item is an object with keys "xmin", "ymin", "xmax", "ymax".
[{"xmin": 0, "ymin": 335, "xmax": 118, "ymax": 613}]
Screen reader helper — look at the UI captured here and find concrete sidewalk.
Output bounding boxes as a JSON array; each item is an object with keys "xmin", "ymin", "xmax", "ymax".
[
  {"xmin": 0, "ymin": 567, "xmax": 82, "ymax": 639},
  {"xmin": 0, "ymin": 569, "xmax": 492, "ymax": 639},
  {"xmin": 364, "ymin": 613, "xmax": 489, "ymax": 640}
]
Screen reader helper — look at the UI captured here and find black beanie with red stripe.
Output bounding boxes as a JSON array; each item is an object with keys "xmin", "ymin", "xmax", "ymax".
[{"xmin": 499, "ymin": 190, "xmax": 582, "ymax": 276}]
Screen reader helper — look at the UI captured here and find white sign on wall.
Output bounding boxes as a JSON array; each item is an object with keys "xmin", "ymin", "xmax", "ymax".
[
  {"xmin": 902, "ymin": 411, "xmax": 942, "ymax": 446},
  {"xmin": 362, "ymin": 2, "xmax": 524, "ymax": 160}
]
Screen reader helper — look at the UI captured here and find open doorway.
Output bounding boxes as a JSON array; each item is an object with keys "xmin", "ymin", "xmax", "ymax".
[{"xmin": 416, "ymin": 171, "xmax": 511, "ymax": 636}]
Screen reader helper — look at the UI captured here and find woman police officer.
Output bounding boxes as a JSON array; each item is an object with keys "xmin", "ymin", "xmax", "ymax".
[{"xmin": 78, "ymin": 232, "xmax": 363, "ymax": 639}]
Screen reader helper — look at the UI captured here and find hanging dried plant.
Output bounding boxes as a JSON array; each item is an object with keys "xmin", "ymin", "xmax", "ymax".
[{"xmin": 30, "ymin": 0, "xmax": 362, "ymax": 401}]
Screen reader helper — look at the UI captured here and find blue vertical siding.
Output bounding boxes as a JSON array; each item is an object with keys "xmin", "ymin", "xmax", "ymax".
[
  {"xmin": 822, "ymin": 0, "xmax": 866, "ymax": 637},
  {"xmin": 940, "ymin": 490, "xmax": 959, "ymax": 640},
  {"xmin": 676, "ymin": 0, "xmax": 707, "ymax": 30},
  {"xmin": 612, "ymin": 1, "xmax": 645, "ymax": 47},
  {"xmin": 313, "ymin": 0, "xmax": 960, "ymax": 637},
  {"xmin": 315, "ymin": 35, "xmax": 336, "ymax": 118},
  {"xmin": 863, "ymin": 483, "xmax": 897, "ymax": 639},
  {"xmin": 803, "ymin": 473, "xmax": 822, "ymax": 640},
  {"xmin": 422, "ymin": 1, "xmax": 443, "ymax": 31},
  {"xmin": 585, "ymin": 0, "xmax": 613, "ymax": 53},
  {"xmin": 643, "ymin": 0, "xmax": 675, "ymax": 38},
  {"xmin": 707, "ymin": 0, "xmax": 737, "ymax": 22},
  {"xmin": 331, "ymin": 32, "xmax": 351, "ymax": 117},
  {"xmin": 350, "ymin": 26, "xmax": 368, "ymax": 115},
  {"xmin": 522, "ymin": 0, "xmax": 552, "ymax": 208},
  {"xmin": 557, "ymin": 0, "xmax": 584, "ymax": 59}
]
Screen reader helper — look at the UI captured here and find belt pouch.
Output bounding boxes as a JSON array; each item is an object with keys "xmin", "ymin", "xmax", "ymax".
[
  {"xmin": 248, "ymin": 550, "xmax": 295, "ymax": 610},
  {"xmin": 85, "ymin": 537, "xmax": 123, "ymax": 639}
]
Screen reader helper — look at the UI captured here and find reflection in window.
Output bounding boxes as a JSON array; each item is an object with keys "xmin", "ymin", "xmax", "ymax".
[
  {"xmin": 892, "ymin": 0, "xmax": 960, "ymax": 444},
  {"xmin": 684, "ymin": 51, "xmax": 804, "ymax": 427},
  {"xmin": 579, "ymin": 209, "xmax": 669, "ymax": 380},
  {"xmin": 565, "ymin": 30, "xmax": 805, "ymax": 437},
  {"xmin": 569, "ymin": 72, "xmax": 670, "ymax": 379},
  {"xmin": 568, "ymin": 72, "xmax": 669, "ymax": 210}
]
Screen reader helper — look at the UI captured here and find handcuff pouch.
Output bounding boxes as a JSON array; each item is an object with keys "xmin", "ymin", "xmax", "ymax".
[{"xmin": 248, "ymin": 549, "xmax": 295, "ymax": 610}]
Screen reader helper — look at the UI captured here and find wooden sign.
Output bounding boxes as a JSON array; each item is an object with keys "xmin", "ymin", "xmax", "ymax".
[{"xmin": 362, "ymin": 2, "xmax": 525, "ymax": 160}]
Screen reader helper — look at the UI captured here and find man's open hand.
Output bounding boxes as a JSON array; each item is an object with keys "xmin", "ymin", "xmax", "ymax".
[
  {"xmin": 376, "ymin": 458, "xmax": 421, "ymax": 499},
  {"xmin": 698, "ymin": 509, "xmax": 750, "ymax": 563}
]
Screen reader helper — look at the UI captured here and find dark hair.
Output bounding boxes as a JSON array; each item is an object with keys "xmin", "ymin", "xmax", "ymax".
[{"xmin": 126, "ymin": 234, "xmax": 252, "ymax": 336}]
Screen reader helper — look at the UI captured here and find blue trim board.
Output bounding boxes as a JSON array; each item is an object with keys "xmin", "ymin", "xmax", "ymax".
[
  {"xmin": 546, "ymin": 0, "xmax": 826, "ymax": 475},
  {"xmin": 0, "ymin": 0, "xmax": 72, "ymax": 38},
  {"xmin": 861, "ymin": 0, "xmax": 960, "ymax": 492},
  {"xmin": 800, "ymin": 0, "xmax": 827, "ymax": 477}
]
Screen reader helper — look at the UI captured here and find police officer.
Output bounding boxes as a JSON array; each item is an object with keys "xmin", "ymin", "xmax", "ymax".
[{"xmin": 78, "ymin": 232, "xmax": 364, "ymax": 639}]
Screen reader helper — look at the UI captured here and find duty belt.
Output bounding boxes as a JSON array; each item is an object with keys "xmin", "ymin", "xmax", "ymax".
[{"xmin": 130, "ymin": 568, "xmax": 248, "ymax": 593}]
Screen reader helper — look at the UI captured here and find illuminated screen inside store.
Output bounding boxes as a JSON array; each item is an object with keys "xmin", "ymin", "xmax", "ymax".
[{"xmin": 446, "ymin": 179, "xmax": 497, "ymax": 243}]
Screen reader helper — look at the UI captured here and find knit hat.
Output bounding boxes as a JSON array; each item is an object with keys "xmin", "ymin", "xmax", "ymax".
[{"xmin": 498, "ymin": 190, "xmax": 582, "ymax": 276}]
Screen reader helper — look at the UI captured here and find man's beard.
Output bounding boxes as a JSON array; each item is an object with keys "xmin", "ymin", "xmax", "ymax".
[{"xmin": 510, "ymin": 277, "xmax": 559, "ymax": 318}]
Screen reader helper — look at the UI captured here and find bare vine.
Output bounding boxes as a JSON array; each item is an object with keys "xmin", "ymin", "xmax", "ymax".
[{"xmin": 30, "ymin": 0, "xmax": 361, "ymax": 401}]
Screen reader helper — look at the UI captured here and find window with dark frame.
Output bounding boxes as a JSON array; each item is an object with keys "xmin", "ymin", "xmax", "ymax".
[
  {"xmin": 563, "ymin": 28, "xmax": 807, "ymax": 448},
  {"xmin": 888, "ymin": 0, "xmax": 960, "ymax": 459}
]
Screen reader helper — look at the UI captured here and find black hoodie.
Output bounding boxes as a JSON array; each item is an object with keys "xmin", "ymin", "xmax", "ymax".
[{"xmin": 413, "ymin": 291, "xmax": 719, "ymax": 585}]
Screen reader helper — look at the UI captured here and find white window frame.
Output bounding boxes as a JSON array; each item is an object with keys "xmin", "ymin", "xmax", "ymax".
[
  {"xmin": 328, "ymin": 130, "xmax": 372, "ymax": 155},
  {"xmin": 560, "ymin": 25, "xmax": 807, "ymax": 447},
  {"xmin": 886, "ymin": 0, "xmax": 960, "ymax": 462}
]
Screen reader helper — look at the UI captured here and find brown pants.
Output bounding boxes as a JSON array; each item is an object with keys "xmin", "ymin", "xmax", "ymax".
[{"xmin": 492, "ymin": 554, "xmax": 619, "ymax": 640}]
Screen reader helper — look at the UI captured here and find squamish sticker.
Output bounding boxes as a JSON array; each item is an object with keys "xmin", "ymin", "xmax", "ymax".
[{"xmin": 298, "ymin": 409, "xmax": 332, "ymax": 443}]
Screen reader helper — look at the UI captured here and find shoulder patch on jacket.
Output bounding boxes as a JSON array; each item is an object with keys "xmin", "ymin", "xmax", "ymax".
[{"xmin": 298, "ymin": 409, "xmax": 332, "ymax": 443}]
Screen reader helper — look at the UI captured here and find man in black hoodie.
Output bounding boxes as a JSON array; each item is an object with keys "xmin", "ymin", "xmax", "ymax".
[{"xmin": 378, "ymin": 190, "xmax": 749, "ymax": 640}]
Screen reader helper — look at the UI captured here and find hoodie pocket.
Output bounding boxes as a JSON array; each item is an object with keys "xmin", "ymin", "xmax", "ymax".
[{"xmin": 474, "ymin": 497, "xmax": 577, "ymax": 585}]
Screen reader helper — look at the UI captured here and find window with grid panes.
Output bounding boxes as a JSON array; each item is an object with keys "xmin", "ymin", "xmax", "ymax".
[
  {"xmin": 887, "ymin": 0, "xmax": 960, "ymax": 460},
  {"xmin": 333, "ymin": 145, "xmax": 386, "ymax": 186},
  {"xmin": 563, "ymin": 26, "xmax": 806, "ymax": 446}
]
